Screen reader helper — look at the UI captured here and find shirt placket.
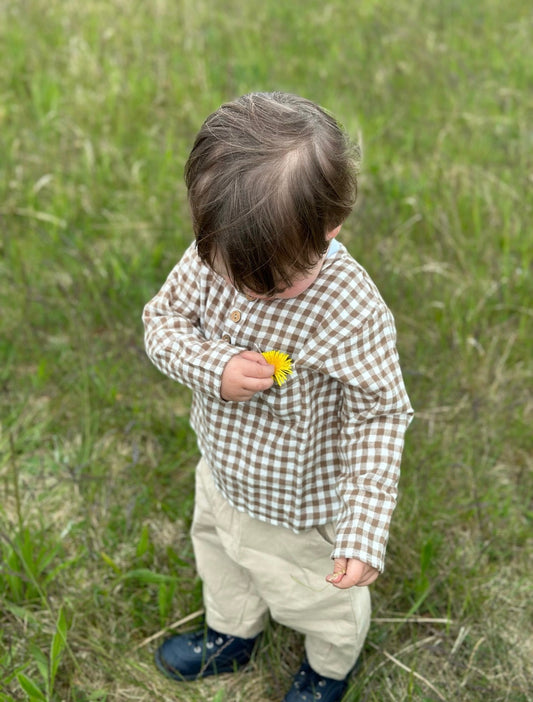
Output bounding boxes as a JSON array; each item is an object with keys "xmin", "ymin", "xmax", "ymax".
[{"xmin": 220, "ymin": 292, "xmax": 260, "ymax": 346}]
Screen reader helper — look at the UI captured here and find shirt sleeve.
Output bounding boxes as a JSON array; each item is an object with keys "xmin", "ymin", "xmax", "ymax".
[
  {"xmin": 325, "ymin": 306, "xmax": 414, "ymax": 572},
  {"xmin": 142, "ymin": 245, "xmax": 237, "ymax": 399}
]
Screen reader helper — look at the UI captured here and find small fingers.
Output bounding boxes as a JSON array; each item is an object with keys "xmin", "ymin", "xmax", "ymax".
[
  {"xmin": 238, "ymin": 356, "xmax": 275, "ymax": 380},
  {"xmin": 243, "ymin": 376, "xmax": 274, "ymax": 393},
  {"xmin": 221, "ymin": 352, "xmax": 275, "ymax": 401},
  {"xmin": 239, "ymin": 350, "xmax": 270, "ymax": 365},
  {"xmin": 252, "ymin": 364, "xmax": 276, "ymax": 380},
  {"xmin": 326, "ymin": 557, "xmax": 348, "ymax": 585},
  {"xmin": 326, "ymin": 558, "xmax": 379, "ymax": 588},
  {"xmin": 325, "ymin": 569, "xmax": 346, "ymax": 585},
  {"xmin": 357, "ymin": 571, "xmax": 379, "ymax": 587}
]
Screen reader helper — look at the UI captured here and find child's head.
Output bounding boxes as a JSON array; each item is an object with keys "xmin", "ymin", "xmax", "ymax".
[{"xmin": 185, "ymin": 92, "xmax": 359, "ymax": 297}]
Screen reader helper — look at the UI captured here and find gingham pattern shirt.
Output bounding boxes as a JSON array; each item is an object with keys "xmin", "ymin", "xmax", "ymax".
[{"xmin": 143, "ymin": 241, "xmax": 413, "ymax": 571}]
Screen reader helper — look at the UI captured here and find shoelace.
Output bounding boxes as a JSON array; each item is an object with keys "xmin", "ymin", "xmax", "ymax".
[
  {"xmin": 293, "ymin": 666, "xmax": 329, "ymax": 700},
  {"xmin": 188, "ymin": 630, "xmax": 228, "ymax": 654}
]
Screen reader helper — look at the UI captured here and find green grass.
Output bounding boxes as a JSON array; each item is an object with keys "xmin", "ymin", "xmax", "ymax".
[{"xmin": 1, "ymin": 0, "xmax": 531, "ymax": 700}]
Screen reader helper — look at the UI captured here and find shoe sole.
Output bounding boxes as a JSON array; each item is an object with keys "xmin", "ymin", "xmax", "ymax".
[{"xmin": 154, "ymin": 648, "xmax": 250, "ymax": 682}]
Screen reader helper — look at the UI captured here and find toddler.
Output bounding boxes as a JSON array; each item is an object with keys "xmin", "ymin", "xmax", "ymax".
[{"xmin": 143, "ymin": 92, "xmax": 413, "ymax": 701}]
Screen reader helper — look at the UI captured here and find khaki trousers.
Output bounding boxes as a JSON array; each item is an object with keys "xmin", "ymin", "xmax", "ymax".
[{"xmin": 190, "ymin": 458, "xmax": 371, "ymax": 680}]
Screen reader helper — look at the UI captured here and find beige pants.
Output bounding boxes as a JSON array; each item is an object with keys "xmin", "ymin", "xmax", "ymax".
[{"xmin": 190, "ymin": 458, "xmax": 371, "ymax": 680}]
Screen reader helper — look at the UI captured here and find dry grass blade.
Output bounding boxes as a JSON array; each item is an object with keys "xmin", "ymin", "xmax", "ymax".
[
  {"xmin": 372, "ymin": 617, "xmax": 452, "ymax": 624},
  {"xmin": 368, "ymin": 641, "xmax": 447, "ymax": 701},
  {"xmin": 134, "ymin": 608, "xmax": 205, "ymax": 650}
]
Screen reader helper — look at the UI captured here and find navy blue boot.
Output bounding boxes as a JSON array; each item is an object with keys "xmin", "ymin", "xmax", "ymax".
[
  {"xmin": 283, "ymin": 659, "xmax": 349, "ymax": 701},
  {"xmin": 154, "ymin": 625, "xmax": 259, "ymax": 681}
]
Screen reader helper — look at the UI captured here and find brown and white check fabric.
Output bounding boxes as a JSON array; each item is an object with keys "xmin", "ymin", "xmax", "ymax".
[{"xmin": 143, "ymin": 241, "xmax": 413, "ymax": 571}]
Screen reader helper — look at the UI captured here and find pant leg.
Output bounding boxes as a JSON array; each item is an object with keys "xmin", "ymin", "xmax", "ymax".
[
  {"xmin": 236, "ymin": 515, "xmax": 371, "ymax": 680},
  {"xmin": 190, "ymin": 458, "xmax": 268, "ymax": 639},
  {"xmin": 192, "ymin": 458, "xmax": 371, "ymax": 679}
]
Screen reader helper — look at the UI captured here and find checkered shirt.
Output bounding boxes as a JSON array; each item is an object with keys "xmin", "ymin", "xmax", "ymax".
[{"xmin": 143, "ymin": 241, "xmax": 413, "ymax": 571}]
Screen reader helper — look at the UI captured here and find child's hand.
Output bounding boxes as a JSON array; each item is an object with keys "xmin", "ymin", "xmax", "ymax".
[
  {"xmin": 326, "ymin": 557, "xmax": 379, "ymax": 588},
  {"xmin": 221, "ymin": 351, "xmax": 275, "ymax": 402}
]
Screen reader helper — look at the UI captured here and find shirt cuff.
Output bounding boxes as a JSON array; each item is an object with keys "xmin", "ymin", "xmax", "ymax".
[
  {"xmin": 183, "ymin": 341, "xmax": 239, "ymax": 400},
  {"xmin": 331, "ymin": 515, "xmax": 391, "ymax": 572}
]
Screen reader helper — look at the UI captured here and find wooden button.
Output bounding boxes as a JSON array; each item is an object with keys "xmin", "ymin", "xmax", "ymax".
[
  {"xmin": 230, "ymin": 310, "xmax": 241, "ymax": 323},
  {"xmin": 221, "ymin": 334, "xmax": 231, "ymax": 343}
]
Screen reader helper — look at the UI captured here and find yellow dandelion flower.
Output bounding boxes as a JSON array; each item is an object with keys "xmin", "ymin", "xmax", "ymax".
[{"xmin": 261, "ymin": 349, "xmax": 293, "ymax": 387}]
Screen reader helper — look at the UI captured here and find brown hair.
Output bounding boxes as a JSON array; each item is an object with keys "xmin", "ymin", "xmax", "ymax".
[{"xmin": 185, "ymin": 92, "xmax": 359, "ymax": 296}]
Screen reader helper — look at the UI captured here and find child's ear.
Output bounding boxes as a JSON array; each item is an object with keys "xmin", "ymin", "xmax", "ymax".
[{"xmin": 326, "ymin": 224, "xmax": 342, "ymax": 241}]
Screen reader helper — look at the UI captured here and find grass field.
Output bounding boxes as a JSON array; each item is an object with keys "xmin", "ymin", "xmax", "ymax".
[{"xmin": 0, "ymin": 0, "xmax": 532, "ymax": 700}]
